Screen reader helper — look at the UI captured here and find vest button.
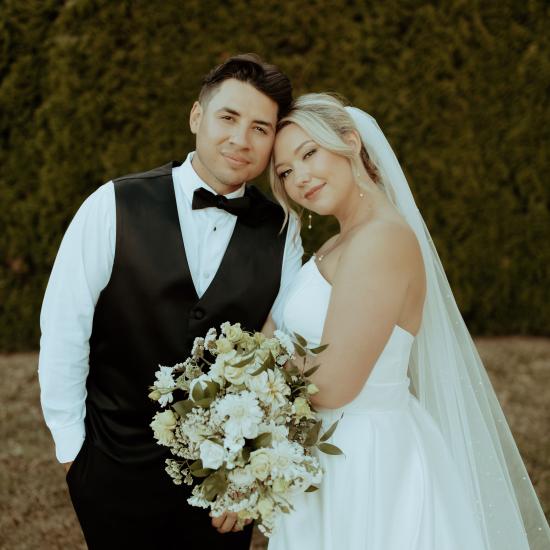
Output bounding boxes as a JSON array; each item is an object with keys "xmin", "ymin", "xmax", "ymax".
[{"xmin": 193, "ymin": 308, "xmax": 205, "ymax": 320}]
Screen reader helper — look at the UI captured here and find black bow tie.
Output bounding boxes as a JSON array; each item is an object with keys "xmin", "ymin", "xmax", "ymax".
[{"xmin": 191, "ymin": 187, "xmax": 251, "ymax": 217}]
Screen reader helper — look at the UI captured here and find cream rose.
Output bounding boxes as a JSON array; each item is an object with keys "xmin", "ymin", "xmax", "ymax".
[
  {"xmin": 150, "ymin": 410, "xmax": 177, "ymax": 446},
  {"xmin": 216, "ymin": 337, "xmax": 234, "ymax": 354},
  {"xmin": 293, "ymin": 397, "xmax": 315, "ymax": 419},
  {"xmin": 249, "ymin": 449, "xmax": 272, "ymax": 481},
  {"xmin": 224, "ymin": 323, "xmax": 244, "ymax": 343}
]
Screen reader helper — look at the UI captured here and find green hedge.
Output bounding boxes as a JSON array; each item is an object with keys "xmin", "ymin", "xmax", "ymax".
[{"xmin": 1, "ymin": 0, "xmax": 549, "ymax": 351}]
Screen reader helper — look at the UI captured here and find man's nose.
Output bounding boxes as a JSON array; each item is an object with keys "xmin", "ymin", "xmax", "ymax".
[{"xmin": 229, "ymin": 124, "xmax": 249, "ymax": 148}]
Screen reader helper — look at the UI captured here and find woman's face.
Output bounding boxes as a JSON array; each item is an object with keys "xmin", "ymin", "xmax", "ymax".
[{"xmin": 273, "ymin": 123, "xmax": 355, "ymax": 215}]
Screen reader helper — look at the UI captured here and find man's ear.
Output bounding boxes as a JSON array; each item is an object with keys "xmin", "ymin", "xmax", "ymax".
[
  {"xmin": 343, "ymin": 130, "xmax": 362, "ymax": 155},
  {"xmin": 189, "ymin": 101, "xmax": 202, "ymax": 135}
]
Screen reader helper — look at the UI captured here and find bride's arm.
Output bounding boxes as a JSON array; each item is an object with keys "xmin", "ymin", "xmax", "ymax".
[
  {"xmin": 308, "ymin": 221, "xmax": 419, "ymax": 409},
  {"xmin": 262, "ymin": 314, "xmax": 276, "ymax": 337}
]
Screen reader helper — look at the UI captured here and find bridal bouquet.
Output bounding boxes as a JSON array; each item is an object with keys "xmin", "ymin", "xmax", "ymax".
[{"xmin": 148, "ymin": 322, "xmax": 341, "ymax": 536}]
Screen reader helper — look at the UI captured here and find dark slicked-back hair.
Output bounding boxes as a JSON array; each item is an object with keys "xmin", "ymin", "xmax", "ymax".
[{"xmin": 199, "ymin": 53, "xmax": 293, "ymax": 119}]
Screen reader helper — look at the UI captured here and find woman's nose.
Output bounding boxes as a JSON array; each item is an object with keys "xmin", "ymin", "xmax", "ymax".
[{"xmin": 295, "ymin": 167, "xmax": 311, "ymax": 186}]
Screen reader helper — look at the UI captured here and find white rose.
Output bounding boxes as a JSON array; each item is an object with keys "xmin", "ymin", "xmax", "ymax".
[
  {"xmin": 224, "ymin": 323, "xmax": 244, "ymax": 343},
  {"xmin": 249, "ymin": 449, "xmax": 272, "ymax": 481},
  {"xmin": 216, "ymin": 337, "xmax": 234, "ymax": 354},
  {"xmin": 293, "ymin": 397, "xmax": 315, "ymax": 419},
  {"xmin": 224, "ymin": 364, "xmax": 248, "ymax": 386},
  {"xmin": 199, "ymin": 440, "xmax": 226, "ymax": 470},
  {"xmin": 150, "ymin": 410, "xmax": 177, "ymax": 446},
  {"xmin": 257, "ymin": 497, "xmax": 274, "ymax": 517}
]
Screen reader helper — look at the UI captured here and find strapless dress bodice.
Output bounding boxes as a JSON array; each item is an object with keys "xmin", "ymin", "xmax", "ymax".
[{"xmin": 281, "ymin": 257, "xmax": 416, "ymax": 412}]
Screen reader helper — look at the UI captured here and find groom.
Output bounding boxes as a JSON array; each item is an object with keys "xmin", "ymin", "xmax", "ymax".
[{"xmin": 38, "ymin": 54, "xmax": 302, "ymax": 549}]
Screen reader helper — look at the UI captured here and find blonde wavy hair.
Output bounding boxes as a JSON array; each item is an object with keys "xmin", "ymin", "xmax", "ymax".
[{"xmin": 269, "ymin": 93, "xmax": 381, "ymax": 230}]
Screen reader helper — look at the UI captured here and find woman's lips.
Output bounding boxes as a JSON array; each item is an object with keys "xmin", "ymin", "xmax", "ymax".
[{"xmin": 304, "ymin": 182, "xmax": 326, "ymax": 200}]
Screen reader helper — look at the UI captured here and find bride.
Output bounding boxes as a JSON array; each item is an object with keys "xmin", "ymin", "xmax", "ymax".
[{"xmin": 262, "ymin": 93, "xmax": 550, "ymax": 549}]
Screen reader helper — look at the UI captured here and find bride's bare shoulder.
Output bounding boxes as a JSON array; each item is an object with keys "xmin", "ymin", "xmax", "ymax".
[{"xmin": 338, "ymin": 218, "xmax": 421, "ymax": 277}]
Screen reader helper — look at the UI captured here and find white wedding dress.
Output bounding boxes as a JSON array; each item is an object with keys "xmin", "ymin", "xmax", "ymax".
[{"xmin": 269, "ymin": 257, "xmax": 487, "ymax": 550}]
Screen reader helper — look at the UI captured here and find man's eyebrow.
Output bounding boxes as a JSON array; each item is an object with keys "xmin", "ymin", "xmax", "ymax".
[
  {"xmin": 217, "ymin": 107, "xmax": 274, "ymax": 130},
  {"xmin": 274, "ymin": 140, "xmax": 315, "ymax": 170}
]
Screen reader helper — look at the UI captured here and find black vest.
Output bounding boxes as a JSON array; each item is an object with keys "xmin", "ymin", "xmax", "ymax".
[{"xmin": 86, "ymin": 161, "xmax": 287, "ymax": 464}]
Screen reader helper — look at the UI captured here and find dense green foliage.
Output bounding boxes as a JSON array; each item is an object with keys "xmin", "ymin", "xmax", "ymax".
[{"xmin": 1, "ymin": 0, "xmax": 549, "ymax": 350}]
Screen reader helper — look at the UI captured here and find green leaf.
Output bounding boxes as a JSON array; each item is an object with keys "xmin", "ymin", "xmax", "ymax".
[
  {"xmin": 204, "ymin": 381, "xmax": 220, "ymax": 398},
  {"xmin": 251, "ymin": 432, "xmax": 272, "ymax": 449},
  {"xmin": 318, "ymin": 442, "xmax": 344, "ymax": 455},
  {"xmin": 293, "ymin": 332, "xmax": 307, "ymax": 347},
  {"xmin": 194, "ymin": 396, "xmax": 215, "ymax": 408},
  {"xmin": 191, "ymin": 467, "xmax": 214, "ymax": 478},
  {"xmin": 231, "ymin": 352, "xmax": 255, "ymax": 369},
  {"xmin": 172, "ymin": 399, "xmax": 196, "ymax": 417},
  {"xmin": 191, "ymin": 383, "xmax": 204, "ymax": 402},
  {"xmin": 320, "ymin": 415, "xmax": 342, "ymax": 442},
  {"xmin": 295, "ymin": 344, "xmax": 306, "ymax": 357},
  {"xmin": 202, "ymin": 470, "xmax": 228, "ymax": 501},
  {"xmin": 190, "ymin": 459, "xmax": 203, "ymax": 471},
  {"xmin": 304, "ymin": 365, "xmax": 320, "ymax": 377},
  {"xmin": 250, "ymin": 362, "xmax": 268, "ymax": 376},
  {"xmin": 310, "ymin": 343, "xmax": 329, "ymax": 354},
  {"xmin": 305, "ymin": 485, "xmax": 319, "ymax": 492},
  {"xmin": 304, "ymin": 419, "xmax": 322, "ymax": 446}
]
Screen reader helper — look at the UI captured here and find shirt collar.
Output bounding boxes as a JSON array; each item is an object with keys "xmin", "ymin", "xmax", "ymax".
[{"xmin": 175, "ymin": 152, "xmax": 247, "ymax": 204}]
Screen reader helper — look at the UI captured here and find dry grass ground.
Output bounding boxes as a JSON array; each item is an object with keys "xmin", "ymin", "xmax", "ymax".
[{"xmin": 1, "ymin": 337, "xmax": 549, "ymax": 549}]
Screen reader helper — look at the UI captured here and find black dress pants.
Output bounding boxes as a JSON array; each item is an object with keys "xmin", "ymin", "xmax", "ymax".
[{"xmin": 66, "ymin": 439, "xmax": 253, "ymax": 550}]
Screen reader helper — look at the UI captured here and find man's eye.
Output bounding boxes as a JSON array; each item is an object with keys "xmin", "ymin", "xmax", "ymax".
[
  {"xmin": 304, "ymin": 148, "xmax": 316, "ymax": 159},
  {"xmin": 255, "ymin": 126, "xmax": 268, "ymax": 134},
  {"xmin": 221, "ymin": 115, "xmax": 234, "ymax": 121}
]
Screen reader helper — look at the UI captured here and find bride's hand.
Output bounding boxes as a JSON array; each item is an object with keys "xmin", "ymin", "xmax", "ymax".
[{"xmin": 210, "ymin": 510, "xmax": 252, "ymax": 533}]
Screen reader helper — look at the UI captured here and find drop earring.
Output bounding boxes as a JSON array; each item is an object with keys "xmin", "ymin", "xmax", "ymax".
[{"xmin": 308, "ymin": 212, "xmax": 313, "ymax": 230}]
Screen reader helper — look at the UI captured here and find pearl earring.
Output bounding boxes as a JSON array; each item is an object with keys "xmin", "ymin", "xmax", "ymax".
[{"xmin": 308, "ymin": 212, "xmax": 313, "ymax": 230}]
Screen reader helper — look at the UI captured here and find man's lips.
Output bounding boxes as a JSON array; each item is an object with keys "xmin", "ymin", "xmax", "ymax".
[
  {"xmin": 223, "ymin": 153, "xmax": 250, "ymax": 166},
  {"xmin": 304, "ymin": 182, "xmax": 326, "ymax": 200}
]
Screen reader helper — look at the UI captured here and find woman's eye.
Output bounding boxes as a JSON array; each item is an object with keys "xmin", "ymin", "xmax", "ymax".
[
  {"xmin": 304, "ymin": 148, "xmax": 317, "ymax": 159},
  {"xmin": 279, "ymin": 169, "xmax": 291, "ymax": 180}
]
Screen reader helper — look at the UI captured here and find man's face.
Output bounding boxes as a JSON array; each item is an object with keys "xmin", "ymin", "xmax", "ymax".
[{"xmin": 189, "ymin": 79, "xmax": 278, "ymax": 194}]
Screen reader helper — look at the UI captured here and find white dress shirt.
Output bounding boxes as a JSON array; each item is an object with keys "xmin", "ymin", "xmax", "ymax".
[{"xmin": 39, "ymin": 152, "xmax": 303, "ymax": 462}]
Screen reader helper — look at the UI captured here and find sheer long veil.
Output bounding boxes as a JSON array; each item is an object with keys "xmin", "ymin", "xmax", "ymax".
[{"xmin": 346, "ymin": 106, "xmax": 550, "ymax": 550}]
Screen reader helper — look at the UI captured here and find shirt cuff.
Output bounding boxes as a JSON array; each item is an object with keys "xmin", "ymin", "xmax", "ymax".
[{"xmin": 51, "ymin": 422, "xmax": 86, "ymax": 463}]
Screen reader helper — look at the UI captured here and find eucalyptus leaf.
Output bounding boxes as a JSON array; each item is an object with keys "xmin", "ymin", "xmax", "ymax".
[
  {"xmin": 320, "ymin": 417, "xmax": 341, "ymax": 442},
  {"xmin": 295, "ymin": 345, "xmax": 306, "ymax": 357},
  {"xmin": 194, "ymin": 396, "xmax": 215, "ymax": 408},
  {"xmin": 191, "ymin": 467, "xmax": 214, "ymax": 478},
  {"xmin": 189, "ymin": 459, "xmax": 203, "ymax": 471},
  {"xmin": 293, "ymin": 332, "xmax": 307, "ymax": 347},
  {"xmin": 310, "ymin": 343, "xmax": 329, "ymax": 354},
  {"xmin": 250, "ymin": 362, "xmax": 268, "ymax": 376},
  {"xmin": 305, "ymin": 485, "xmax": 319, "ymax": 492},
  {"xmin": 172, "ymin": 399, "xmax": 196, "ymax": 417},
  {"xmin": 304, "ymin": 419, "xmax": 322, "ymax": 446},
  {"xmin": 231, "ymin": 352, "xmax": 255, "ymax": 369},
  {"xmin": 252, "ymin": 432, "xmax": 273, "ymax": 449},
  {"xmin": 304, "ymin": 365, "xmax": 320, "ymax": 377},
  {"xmin": 318, "ymin": 442, "xmax": 344, "ymax": 455},
  {"xmin": 204, "ymin": 380, "xmax": 220, "ymax": 398},
  {"xmin": 191, "ymin": 383, "xmax": 204, "ymax": 402}
]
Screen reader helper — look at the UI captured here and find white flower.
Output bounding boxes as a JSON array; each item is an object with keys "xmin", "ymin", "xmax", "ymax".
[
  {"xmin": 224, "ymin": 323, "xmax": 244, "ymax": 343},
  {"xmin": 208, "ymin": 349, "xmax": 238, "ymax": 384},
  {"xmin": 192, "ymin": 337, "xmax": 205, "ymax": 358},
  {"xmin": 257, "ymin": 496, "xmax": 274, "ymax": 518},
  {"xmin": 152, "ymin": 366, "xmax": 176, "ymax": 407},
  {"xmin": 246, "ymin": 368, "xmax": 290, "ymax": 408},
  {"xmin": 274, "ymin": 329, "xmax": 295, "ymax": 356},
  {"xmin": 199, "ymin": 440, "xmax": 226, "ymax": 470},
  {"xmin": 223, "ymin": 434, "xmax": 245, "ymax": 454},
  {"xmin": 228, "ymin": 466, "xmax": 255, "ymax": 488},
  {"xmin": 214, "ymin": 392, "xmax": 263, "ymax": 439},
  {"xmin": 249, "ymin": 448, "xmax": 272, "ymax": 481},
  {"xmin": 204, "ymin": 327, "xmax": 218, "ymax": 350},
  {"xmin": 292, "ymin": 397, "xmax": 315, "ymax": 419},
  {"xmin": 257, "ymin": 420, "xmax": 289, "ymax": 443},
  {"xmin": 150, "ymin": 410, "xmax": 177, "ymax": 446},
  {"xmin": 216, "ymin": 337, "xmax": 234, "ymax": 354}
]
